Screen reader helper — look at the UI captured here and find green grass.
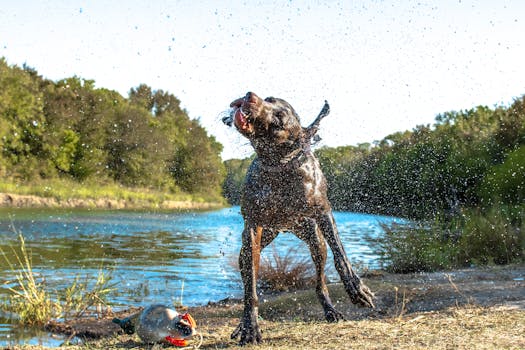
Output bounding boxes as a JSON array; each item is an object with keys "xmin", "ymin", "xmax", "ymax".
[
  {"xmin": 0, "ymin": 232, "xmax": 58, "ymax": 325},
  {"xmin": 0, "ymin": 177, "xmax": 226, "ymax": 208},
  {"xmin": 1, "ymin": 232, "xmax": 116, "ymax": 326}
]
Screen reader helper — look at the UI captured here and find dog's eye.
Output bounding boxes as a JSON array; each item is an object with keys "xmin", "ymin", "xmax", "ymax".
[
  {"xmin": 271, "ymin": 112, "xmax": 285, "ymax": 128},
  {"xmin": 264, "ymin": 97, "xmax": 277, "ymax": 103}
]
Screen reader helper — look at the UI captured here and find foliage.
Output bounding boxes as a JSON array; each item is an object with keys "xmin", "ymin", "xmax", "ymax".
[
  {"xmin": 478, "ymin": 145, "xmax": 525, "ymax": 206},
  {"xmin": 459, "ymin": 205, "xmax": 524, "ymax": 266},
  {"xmin": 313, "ymin": 98, "xmax": 525, "ymax": 219},
  {"xmin": 376, "ymin": 204, "xmax": 524, "ymax": 272},
  {"xmin": 375, "ymin": 221, "xmax": 460, "ymax": 273},
  {"xmin": 221, "ymin": 93, "xmax": 525, "ymax": 271},
  {"xmin": 0, "ymin": 58, "xmax": 225, "ymax": 200},
  {"xmin": 222, "ymin": 156, "xmax": 254, "ymax": 205}
]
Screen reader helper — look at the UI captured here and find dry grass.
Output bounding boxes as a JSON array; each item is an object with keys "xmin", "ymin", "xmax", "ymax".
[
  {"xmin": 192, "ymin": 306, "xmax": 524, "ymax": 350},
  {"xmin": 258, "ymin": 245, "xmax": 315, "ymax": 292},
  {"xmin": 6, "ymin": 265, "xmax": 524, "ymax": 349},
  {"xmin": 6, "ymin": 305, "xmax": 523, "ymax": 349}
]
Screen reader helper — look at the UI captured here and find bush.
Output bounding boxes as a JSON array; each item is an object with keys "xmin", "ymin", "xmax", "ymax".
[
  {"xmin": 459, "ymin": 205, "xmax": 524, "ymax": 265},
  {"xmin": 375, "ymin": 221, "xmax": 460, "ymax": 273},
  {"xmin": 0, "ymin": 233, "xmax": 60, "ymax": 325},
  {"xmin": 479, "ymin": 146, "xmax": 525, "ymax": 206},
  {"xmin": 376, "ymin": 205, "xmax": 524, "ymax": 273}
]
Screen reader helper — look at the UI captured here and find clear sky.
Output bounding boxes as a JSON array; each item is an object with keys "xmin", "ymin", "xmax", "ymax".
[{"xmin": 1, "ymin": 1, "xmax": 524, "ymax": 159}]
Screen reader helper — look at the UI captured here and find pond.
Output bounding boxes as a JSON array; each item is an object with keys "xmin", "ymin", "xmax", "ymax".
[{"xmin": 0, "ymin": 206, "xmax": 403, "ymax": 346}]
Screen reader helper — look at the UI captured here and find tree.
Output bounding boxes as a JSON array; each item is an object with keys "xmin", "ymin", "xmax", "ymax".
[{"xmin": 0, "ymin": 59, "xmax": 47, "ymax": 178}]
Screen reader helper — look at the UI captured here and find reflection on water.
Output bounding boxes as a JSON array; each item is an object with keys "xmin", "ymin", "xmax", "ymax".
[{"xmin": 0, "ymin": 206, "xmax": 402, "ymax": 346}]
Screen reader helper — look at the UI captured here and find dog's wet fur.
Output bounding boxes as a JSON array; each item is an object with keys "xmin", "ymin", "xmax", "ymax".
[{"xmin": 223, "ymin": 92, "xmax": 374, "ymax": 345}]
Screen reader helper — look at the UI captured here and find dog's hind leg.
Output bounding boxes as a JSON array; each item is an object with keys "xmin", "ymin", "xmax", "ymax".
[
  {"xmin": 297, "ymin": 218, "xmax": 344, "ymax": 322},
  {"xmin": 317, "ymin": 213, "xmax": 375, "ymax": 308}
]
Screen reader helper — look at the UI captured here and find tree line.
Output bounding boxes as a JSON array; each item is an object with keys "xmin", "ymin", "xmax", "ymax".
[
  {"xmin": 224, "ymin": 95, "xmax": 525, "ymax": 220},
  {"xmin": 0, "ymin": 58, "xmax": 225, "ymax": 199},
  {"xmin": 223, "ymin": 94, "xmax": 524, "ymax": 268}
]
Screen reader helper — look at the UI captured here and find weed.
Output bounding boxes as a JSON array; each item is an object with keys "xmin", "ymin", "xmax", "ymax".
[
  {"xmin": 0, "ymin": 232, "xmax": 60, "ymax": 325},
  {"xmin": 392, "ymin": 286, "xmax": 408, "ymax": 319},
  {"xmin": 258, "ymin": 245, "xmax": 315, "ymax": 292},
  {"xmin": 1, "ymin": 231, "xmax": 116, "ymax": 325},
  {"xmin": 60, "ymin": 268, "xmax": 116, "ymax": 320}
]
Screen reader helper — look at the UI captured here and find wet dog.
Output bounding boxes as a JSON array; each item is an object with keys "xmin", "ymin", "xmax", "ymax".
[{"xmin": 222, "ymin": 92, "xmax": 374, "ymax": 345}]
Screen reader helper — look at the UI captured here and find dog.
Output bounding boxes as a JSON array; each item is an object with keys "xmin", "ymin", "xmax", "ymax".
[{"xmin": 222, "ymin": 92, "xmax": 374, "ymax": 345}]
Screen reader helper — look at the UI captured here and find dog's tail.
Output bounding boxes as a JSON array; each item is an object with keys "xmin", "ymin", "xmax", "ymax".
[{"xmin": 304, "ymin": 100, "xmax": 330, "ymax": 142}]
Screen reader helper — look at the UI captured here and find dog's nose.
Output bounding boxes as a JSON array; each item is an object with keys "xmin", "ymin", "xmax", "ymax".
[{"xmin": 244, "ymin": 92, "xmax": 259, "ymax": 104}]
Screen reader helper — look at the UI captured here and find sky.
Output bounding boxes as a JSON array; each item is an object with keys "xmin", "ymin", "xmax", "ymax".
[{"xmin": 1, "ymin": 0, "xmax": 524, "ymax": 159}]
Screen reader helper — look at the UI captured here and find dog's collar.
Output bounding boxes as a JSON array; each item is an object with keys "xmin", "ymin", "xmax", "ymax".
[{"xmin": 259, "ymin": 144, "xmax": 312, "ymax": 172}]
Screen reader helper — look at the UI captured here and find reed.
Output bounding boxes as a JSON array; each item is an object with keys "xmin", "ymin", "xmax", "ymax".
[
  {"xmin": 1, "ymin": 230, "xmax": 116, "ymax": 325},
  {"xmin": 0, "ymin": 232, "xmax": 59, "ymax": 325},
  {"xmin": 61, "ymin": 268, "xmax": 116, "ymax": 320}
]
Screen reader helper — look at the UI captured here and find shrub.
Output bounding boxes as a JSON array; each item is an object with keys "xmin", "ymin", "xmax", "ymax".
[
  {"xmin": 459, "ymin": 205, "xmax": 524, "ymax": 265},
  {"xmin": 375, "ymin": 221, "xmax": 460, "ymax": 273},
  {"xmin": 375, "ymin": 205, "xmax": 524, "ymax": 273}
]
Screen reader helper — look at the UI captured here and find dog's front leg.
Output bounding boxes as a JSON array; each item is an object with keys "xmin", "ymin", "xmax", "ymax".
[
  {"xmin": 318, "ymin": 213, "xmax": 375, "ymax": 308},
  {"xmin": 231, "ymin": 225, "xmax": 263, "ymax": 345}
]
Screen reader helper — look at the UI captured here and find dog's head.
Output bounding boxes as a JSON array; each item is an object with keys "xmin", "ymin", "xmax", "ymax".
[{"xmin": 222, "ymin": 92, "xmax": 306, "ymax": 159}]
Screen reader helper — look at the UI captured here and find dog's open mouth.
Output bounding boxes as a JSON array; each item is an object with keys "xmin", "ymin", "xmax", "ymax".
[
  {"xmin": 233, "ymin": 108, "xmax": 254, "ymax": 134},
  {"xmin": 234, "ymin": 108, "xmax": 250, "ymax": 131}
]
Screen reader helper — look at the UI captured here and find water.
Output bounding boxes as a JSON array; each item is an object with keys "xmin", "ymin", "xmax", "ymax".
[{"xmin": 0, "ymin": 206, "xmax": 402, "ymax": 346}]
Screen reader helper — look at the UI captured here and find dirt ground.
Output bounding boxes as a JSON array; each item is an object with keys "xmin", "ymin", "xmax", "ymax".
[{"xmin": 8, "ymin": 264, "xmax": 525, "ymax": 349}]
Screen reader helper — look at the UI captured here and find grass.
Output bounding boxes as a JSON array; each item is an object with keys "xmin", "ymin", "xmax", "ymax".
[
  {"xmin": 60, "ymin": 268, "xmax": 116, "ymax": 321},
  {"xmin": 4, "ymin": 263, "xmax": 524, "ymax": 349},
  {"xmin": 0, "ymin": 233, "xmax": 58, "ymax": 326},
  {"xmin": 7, "ymin": 305, "xmax": 523, "ymax": 349},
  {"xmin": 189, "ymin": 306, "xmax": 524, "ymax": 350},
  {"xmin": 0, "ymin": 177, "xmax": 225, "ymax": 209},
  {"xmin": 0, "ymin": 232, "xmax": 116, "ymax": 326},
  {"xmin": 258, "ymin": 245, "xmax": 315, "ymax": 292}
]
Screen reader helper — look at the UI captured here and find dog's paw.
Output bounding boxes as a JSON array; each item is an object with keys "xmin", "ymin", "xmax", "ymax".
[
  {"xmin": 231, "ymin": 320, "xmax": 262, "ymax": 345},
  {"xmin": 324, "ymin": 307, "xmax": 345, "ymax": 322},
  {"xmin": 350, "ymin": 283, "xmax": 375, "ymax": 308}
]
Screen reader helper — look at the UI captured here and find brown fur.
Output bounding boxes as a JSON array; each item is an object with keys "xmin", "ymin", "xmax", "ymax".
[{"xmin": 223, "ymin": 92, "xmax": 374, "ymax": 345}]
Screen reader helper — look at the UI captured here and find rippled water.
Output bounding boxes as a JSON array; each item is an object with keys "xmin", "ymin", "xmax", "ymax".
[{"xmin": 0, "ymin": 206, "xmax": 402, "ymax": 346}]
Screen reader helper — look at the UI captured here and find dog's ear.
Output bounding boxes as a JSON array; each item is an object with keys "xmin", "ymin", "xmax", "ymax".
[{"xmin": 304, "ymin": 100, "xmax": 330, "ymax": 141}]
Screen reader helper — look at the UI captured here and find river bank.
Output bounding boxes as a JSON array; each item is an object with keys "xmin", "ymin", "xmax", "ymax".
[
  {"xmin": 0, "ymin": 192, "xmax": 224, "ymax": 211},
  {"xmin": 8, "ymin": 264, "xmax": 524, "ymax": 349}
]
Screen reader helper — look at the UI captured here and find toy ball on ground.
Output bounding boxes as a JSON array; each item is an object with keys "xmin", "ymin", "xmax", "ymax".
[{"xmin": 113, "ymin": 304, "xmax": 197, "ymax": 347}]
